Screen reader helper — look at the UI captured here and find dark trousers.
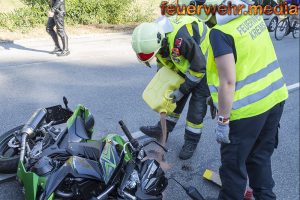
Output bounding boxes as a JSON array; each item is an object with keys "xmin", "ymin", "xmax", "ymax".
[
  {"xmin": 168, "ymin": 75, "xmax": 210, "ymax": 142},
  {"xmin": 218, "ymin": 101, "xmax": 285, "ymax": 200},
  {"xmin": 46, "ymin": 13, "xmax": 68, "ymax": 50}
]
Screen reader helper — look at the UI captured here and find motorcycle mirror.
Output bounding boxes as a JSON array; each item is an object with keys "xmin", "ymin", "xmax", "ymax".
[{"xmin": 63, "ymin": 96, "xmax": 69, "ymax": 109}]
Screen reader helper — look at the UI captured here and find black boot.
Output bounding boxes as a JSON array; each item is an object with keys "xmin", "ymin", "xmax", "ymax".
[
  {"xmin": 179, "ymin": 132, "xmax": 201, "ymax": 160},
  {"xmin": 50, "ymin": 46, "xmax": 62, "ymax": 54},
  {"xmin": 57, "ymin": 49, "xmax": 70, "ymax": 56},
  {"xmin": 46, "ymin": 26, "xmax": 61, "ymax": 54},
  {"xmin": 140, "ymin": 121, "xmax": 175, "ymax": 141},
  {"xmin": 57, "ymin": 36, "xmax": 70, "ymax": 56},
  {"xmin": 179, "ymin": 140, "xmax": 198, "ymax": 160}
]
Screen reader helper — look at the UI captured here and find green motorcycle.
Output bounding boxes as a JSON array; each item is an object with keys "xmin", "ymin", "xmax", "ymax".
[{"xmin": 0, "ymin": 98, "xmax": 169, "ymax": 200}]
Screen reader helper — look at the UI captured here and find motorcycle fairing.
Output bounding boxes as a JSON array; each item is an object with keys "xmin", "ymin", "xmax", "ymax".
[
  {"xmin": 42, "ymin": 156, "xmax": 104, "ymax": 200},
  {"xmin": 138, "ymin": 159, "xmax": 168, "ymax": 196},
  {"xmin": 99, "ymin": 140, "xmax": 121, "ymax": 184},
  {"xmin": 17, "ymin": 162, "xmax": 48, "ymax": 200},
  {"xmin": 67, "ymin": 141, "xmax": 104, "ymax": 161},
  {"xmin": 68, "ymin": 116, "xmax": 90, "ymax": 142},
  {"xmin": 102, "ymin": 134, "xmax": 131, "ymax": 162},
  {"xmin": 67, "ymin": 104, "xmax": 93, "ymax": 134}
]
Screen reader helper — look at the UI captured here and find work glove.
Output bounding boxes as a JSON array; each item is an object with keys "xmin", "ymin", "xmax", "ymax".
[
  {"xmin": 215, "ymin": 123, "xmax": 230, "ymax": 144},
  {"xmin": 169, "ymin": 89, "xmax": 184, "ymax": 103},
  {"xmin": 206, "ymin": 96, "xmax": 217, "ymax": 119}
]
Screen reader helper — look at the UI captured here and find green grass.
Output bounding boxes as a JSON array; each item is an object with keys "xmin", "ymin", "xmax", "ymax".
[
  {"xmin": 0, "ymin": 0, "xmax": 162, "ymax": 32},
  {"xmin": 0, "ymin": 0, "xmax": 25, "ymax": 13}
]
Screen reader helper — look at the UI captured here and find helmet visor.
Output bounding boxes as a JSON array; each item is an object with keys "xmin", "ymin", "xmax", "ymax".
[{"xmin": 137, "ymin": 52, "xmax": 156, "ymax": 62}]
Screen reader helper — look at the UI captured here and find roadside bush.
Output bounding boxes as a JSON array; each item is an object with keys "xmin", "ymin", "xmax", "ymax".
[
  {"xmin": 0, "ymin": 3, "xmax": 47, "ymax": 32},
  {"xmin": 121, "ymin": 0, "xmax": 160, "ymax": 23},
  {"xmin": 66, "ymin": 0, "xmax": 132, "ymax": 25},
  {"xmin": 0, "ymin": 0, "xmax": 160, "ymax": 32}
]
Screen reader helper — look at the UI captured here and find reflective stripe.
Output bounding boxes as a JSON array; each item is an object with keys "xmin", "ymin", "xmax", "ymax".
[
  {"xmin": 166, "ymin": 115, "xmax": 179, "ymax": 123},
  {"xmin": 186, "ymin": 121, "xmax": 203, "ymax": 134},
  {"xmin": 232, "ymin": 77, "xmax": 285, "ymax": 110},
  {"xmin": 166, "ymin": 112, "xmax": 180, "ymax": 123},
  {"xmin": 208, "ymin": 60, "xmax": 280, "ymax": 94},
  {"xmin": 186, "ymin": 23, "xmax": 194, "ymax": 37},
  {"xmin": 168, "ymin": 112, "xmax": 180, "ymax": 118},
  {"xmin": 185, "ymin": 70, "xmax": 203, "ymax": 83},
  {"xmin": 186, "ymin": 126, "xmax": 202, "ymax": 134},
  {"xmin": 235, "ymin": 60, "xmax": 279, "ymax": 91},
  {"xmin": 186, "ymin": 121, "xmax": 203, "ymax": 128},
  {"xmin": 205, "ymin": 50, "xmax": 208, "ymax": 59},
  {"xmin": 189, "ymin": 69, "xmax": 205, "ymax": 78},
  {"xmin": 200, "ymin": 24, "xmax": 207, "ymax": 44},
  {"xmin": 213, "ymin": 102, "xmax": 218, "ymax": 108},
  {"xmin": 209, "ymin": 85, "xmax": 218, "ymax": 93}
]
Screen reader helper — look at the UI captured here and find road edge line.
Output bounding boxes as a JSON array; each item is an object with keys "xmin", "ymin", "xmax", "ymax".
[{"xmin": 287, "ymin": 82, "xmax": 299, "ymax": 91}]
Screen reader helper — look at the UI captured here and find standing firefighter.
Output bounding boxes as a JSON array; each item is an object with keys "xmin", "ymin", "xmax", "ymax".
[
  {"xmin": 47, "ymin": 0, "xmax": 70, "ymax": 56},
  {"xmin": 198, "ymin": 0, "xmax": 289, "ymax": 199},
  {"xmin": 131, "ymin": 15, "xmax": 212, "ymax": 160}
]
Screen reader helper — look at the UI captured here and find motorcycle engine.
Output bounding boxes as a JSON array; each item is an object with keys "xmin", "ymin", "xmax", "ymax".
[
  {"xmin": 125, "ymin": 170, "xmax": 140, "ymax": 190},
  {"xmin": 31, "ymin": 156, "xmax": 55, "ymax": 176}
]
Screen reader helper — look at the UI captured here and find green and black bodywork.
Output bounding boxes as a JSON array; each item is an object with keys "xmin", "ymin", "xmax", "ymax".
[
  {"xmin": 0, "ymin": 99, "xmax": 168, "ymax": 200},
  {"xmin": 15, "ymin": 104, "xmax": 132, "ymax": 200}
]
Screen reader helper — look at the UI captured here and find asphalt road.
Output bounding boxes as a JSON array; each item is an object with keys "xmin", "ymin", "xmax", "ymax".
[{"xmin": 0, "ymin": 31, "xmax": 299, "ymax": 200}]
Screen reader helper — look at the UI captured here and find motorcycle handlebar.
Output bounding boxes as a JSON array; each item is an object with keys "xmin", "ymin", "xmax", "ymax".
[{"xmin": 119, "ymin": 121, "xmax": 134, "ymax": 140}]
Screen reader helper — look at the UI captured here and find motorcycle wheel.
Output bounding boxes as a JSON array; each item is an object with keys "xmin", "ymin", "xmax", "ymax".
[{"xmin": 0, "ymin": 125, "xmax": 24, "ymax": 173}]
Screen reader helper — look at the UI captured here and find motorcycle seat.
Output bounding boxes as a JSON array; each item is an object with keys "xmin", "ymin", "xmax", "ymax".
[{"xmin": 67, "ymin": 141, "xmax": 104, "ymax": 161}]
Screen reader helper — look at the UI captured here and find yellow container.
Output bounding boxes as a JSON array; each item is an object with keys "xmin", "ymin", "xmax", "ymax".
[{"xmin": 143, "ymin": 67, "xmax": 184, "ymax": 113}]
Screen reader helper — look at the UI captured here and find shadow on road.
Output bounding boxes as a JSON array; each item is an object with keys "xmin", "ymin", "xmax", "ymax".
[{"xmin": 0, "ymin": 41, "xmax": 50, "ymax": 53}]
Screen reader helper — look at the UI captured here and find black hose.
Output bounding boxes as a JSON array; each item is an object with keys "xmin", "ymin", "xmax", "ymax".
[{"xmin": 169, "ymin": 177, "xmax": 205, "ymax": 200}]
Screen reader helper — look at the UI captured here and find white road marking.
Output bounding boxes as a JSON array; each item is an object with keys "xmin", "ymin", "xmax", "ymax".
[{"xmin": 287, "ymin": 82, "xmax": 299, "ymax": 91}]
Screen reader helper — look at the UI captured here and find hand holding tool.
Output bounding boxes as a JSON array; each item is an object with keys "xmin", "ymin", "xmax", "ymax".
[{"xmin": 169, "ymin": 89, "xmax": 184, "ymax": 103}]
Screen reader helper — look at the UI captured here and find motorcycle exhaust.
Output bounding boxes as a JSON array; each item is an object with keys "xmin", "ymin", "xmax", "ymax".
[
  {"xmin": 20, "ymin": 108, "xmax": 47, "ymax": 162},
  {"xmin": 21, "ymin": 108, "xmax": 47, "ymax": 137},
  {"xmin": 19, "ymin": 133, "xmax": 27, "ymax": 163}
]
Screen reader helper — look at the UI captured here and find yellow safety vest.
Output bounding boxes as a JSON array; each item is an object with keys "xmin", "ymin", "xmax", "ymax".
[
  {"xmin": 207, "ymin": 15, "xmax": 288, "ymax": 121},
  {"xmin": 156, "ymin": 15, "xmax": 209, "ymax": 77}
]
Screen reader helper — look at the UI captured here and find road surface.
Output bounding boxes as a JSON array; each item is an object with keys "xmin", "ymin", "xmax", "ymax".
[{"xmin": 0, "ymin": 31, "xmax": 299, "ymax": 199}]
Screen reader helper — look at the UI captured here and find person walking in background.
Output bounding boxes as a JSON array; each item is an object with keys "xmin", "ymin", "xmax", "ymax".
[{"xmin": 46, "ymin": 0, "xmax": 70, "ymax": 56}]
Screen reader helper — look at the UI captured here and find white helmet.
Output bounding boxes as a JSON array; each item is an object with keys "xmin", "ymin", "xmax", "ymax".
[{"xmin": 131, "ymin": 22, "xmax": 166, "ymax": 65}]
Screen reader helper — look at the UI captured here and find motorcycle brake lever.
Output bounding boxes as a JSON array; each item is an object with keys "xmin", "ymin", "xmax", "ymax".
[{"xmin": 63, "ymin": 96, "xmax": 69, "ymax": 109}]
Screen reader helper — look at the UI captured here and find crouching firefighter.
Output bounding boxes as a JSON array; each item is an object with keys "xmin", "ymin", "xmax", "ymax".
[
  {"xmin": 131, "ymin": 15, "xmax": 212, "ymax": 160},
  {"xmin": 46, "ymin": 0, "xmax": 70, "ymax": 56}
]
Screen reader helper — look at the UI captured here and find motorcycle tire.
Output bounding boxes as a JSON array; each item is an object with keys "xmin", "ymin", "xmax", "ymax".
[{"xmin": 0, "ymin": 125, "xmax": 24, "ymax": 173}]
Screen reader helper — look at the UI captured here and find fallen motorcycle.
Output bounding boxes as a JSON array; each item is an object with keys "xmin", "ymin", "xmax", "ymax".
[{"xmin": 0, "ymin": 98, "xmax": 169, "ymax": 200}]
